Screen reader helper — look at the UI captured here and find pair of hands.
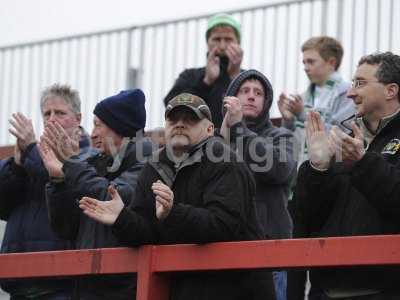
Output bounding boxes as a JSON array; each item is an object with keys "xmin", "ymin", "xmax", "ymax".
[
  {"xmin": 38, "ymin": 121, "xmax": 80, "ymax": 178},
  {"xmin": 203, "ymin": 44, "xmax": 243, "ymax": 85},
  {"xmin": 306, "ymin": 111, "xmax": 365, "ymax": 170},
  {"xmin": 8, "ymin": 112, "xmax": 80, "ymax": 177},
  {"xmin": 220, "ymin": 96, "xmax": 243, "ymax": 139},
  {"xmin": 278, "ymin": 93, "xmax": 304, "ymax": 122},
  {"xmin": 79, "ymin": 180, "xmax": 174, "ymax": 225}
]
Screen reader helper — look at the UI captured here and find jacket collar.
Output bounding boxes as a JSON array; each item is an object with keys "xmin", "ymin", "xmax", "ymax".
[
  {"xmin": 148, "ymin": 137, "xmax": 211, "ymax": 186},
  {"xmin": 357, "ymin": 108, "xmax": 400, "ymax": 137},
  {"xmin": 354, "ymin": 109, "xmax": 400, "ymax": 148}
]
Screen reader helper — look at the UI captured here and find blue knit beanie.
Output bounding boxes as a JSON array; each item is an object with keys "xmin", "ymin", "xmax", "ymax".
[{"xmin": 93, "ymin": 89, "xmax": 146, "ymax": 137}]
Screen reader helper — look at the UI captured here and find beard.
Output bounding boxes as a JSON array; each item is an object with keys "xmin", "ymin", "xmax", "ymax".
[
  {"xmin": 169, "ymin": 134, "xmax": 190, "ymax": 151},
  {"xmin": 166, "ymin": 135, "xmax": 191, "ymax": 162}
]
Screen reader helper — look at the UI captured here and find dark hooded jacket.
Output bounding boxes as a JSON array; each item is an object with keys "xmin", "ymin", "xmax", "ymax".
[
  {"xmin": 0, "ymin": 132, "xmax": 90, "ymax": 297},
  {"xmin": 111, "ymin": 136, "xmax": 277, "ymax": 300},
  {"xmin": 46, "ymin": 138, "xmax": 153, "ymax": 300},
  {"xmin": 223, "ymin": 69, "xmax": 296, "ymax": 239}
]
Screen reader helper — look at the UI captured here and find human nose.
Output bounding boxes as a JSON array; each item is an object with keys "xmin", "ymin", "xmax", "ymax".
[
  {"xmin": 346, "ymin": 86, "xmax": 357, "ymax": 99},
  {"xmin": 247, "ymin": 90, "xmax": 256, "ymax": 101},
  {"xmin": 173, "ymin": 118, "xmax": 187, "ymax": 129},
  {"xmin": 91, "ymin": 128, "xmax": 98, "ymax": 139},
  {"xmin": 218, "ymin": 40, "xmax": 227, "ymax": 51},
  {"xmin": 47, "ymin": 111, "xmax": 56, "ymax": 122}
]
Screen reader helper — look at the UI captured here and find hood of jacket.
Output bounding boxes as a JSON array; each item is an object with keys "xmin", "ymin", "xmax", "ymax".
[{"xmin": 225, "ymin": 69, "xmax": 274, "ymax": 132}]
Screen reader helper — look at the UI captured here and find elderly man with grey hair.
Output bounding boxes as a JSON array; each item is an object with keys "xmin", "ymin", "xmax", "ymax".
[{"xmin": 0, "ymin": 83, "xmax": 90, "ymax": 300}]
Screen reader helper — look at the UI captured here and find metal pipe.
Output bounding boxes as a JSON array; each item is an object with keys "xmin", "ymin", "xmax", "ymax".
[{"xmin": 0, "ymin": 0, "xmax": 306, "ymax": 51}]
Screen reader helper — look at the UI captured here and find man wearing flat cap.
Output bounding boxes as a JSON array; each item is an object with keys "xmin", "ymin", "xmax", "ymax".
[
  {"xmin": 79, "ymin": 93, "xmax": 277, "ymax": 300},
  {"xmin": 39, "ymin": 89, "xmax": 153, "ymax": 300},
  {"xmin": 164, "ymin": 13, "xmax": 244, "ymax": 128}
]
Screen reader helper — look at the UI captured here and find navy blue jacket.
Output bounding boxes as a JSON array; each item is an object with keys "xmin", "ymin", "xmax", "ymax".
[{"xmin": 0, "ymin": 134, "xmax": 90, "ymax": 296}]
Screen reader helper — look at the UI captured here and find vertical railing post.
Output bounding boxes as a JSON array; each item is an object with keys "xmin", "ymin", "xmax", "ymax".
[
  {"xmin": 136, "ymin": 245, "xmax": 170, "ymax": 300},
  {"xmin": 320, "ymin": 0, "xmax": 328, "ymax": 35},
  {"xmin": 336, "ymin": 0, "xmax": 344, "ymax": 41},
  {"xmin": 125, "ymin": 28, "xmax": 133, "ymax": 89}
]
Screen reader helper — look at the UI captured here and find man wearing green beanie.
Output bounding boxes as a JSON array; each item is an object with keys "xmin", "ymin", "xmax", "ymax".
[{"xmin": 164, "ymin": 13, "xmax": 244, "ymax": 128}]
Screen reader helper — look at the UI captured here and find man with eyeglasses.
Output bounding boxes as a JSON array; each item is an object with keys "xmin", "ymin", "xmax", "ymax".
[{"xmin": 294, "ymin": 51, "xmax": 400, "ymax": 299}]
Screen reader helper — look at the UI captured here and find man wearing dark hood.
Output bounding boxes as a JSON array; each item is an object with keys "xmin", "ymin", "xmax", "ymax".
[{"xmin": 220, "ymin": 69, "xmax": 296, "ymax": 300}]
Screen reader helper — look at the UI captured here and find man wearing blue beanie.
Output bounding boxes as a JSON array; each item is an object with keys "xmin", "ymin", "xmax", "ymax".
[
  {"xmin": 93, "ymin": 89, "xmax": 146, "ymax": 138},
  {"xmin": 39, "ymin": 89, "xmax": 154, "ymax": 300}
]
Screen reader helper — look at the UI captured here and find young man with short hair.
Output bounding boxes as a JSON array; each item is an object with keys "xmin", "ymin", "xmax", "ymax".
[
  {"xmin": 278, "ymin": 36, "xmax": 355, "ymax": 165},
  {"xmin": 220, "ymin": 69, "xmax": 296, "ymax": 300},
  {"xmin": 279, "ymin": 38, "xmax": 356, "ymax": 298}
]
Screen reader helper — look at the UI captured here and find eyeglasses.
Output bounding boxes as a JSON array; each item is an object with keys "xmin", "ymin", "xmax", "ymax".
[{"xmin": 351, "ymin": 79, "xmax": 381, "ymax": 89}]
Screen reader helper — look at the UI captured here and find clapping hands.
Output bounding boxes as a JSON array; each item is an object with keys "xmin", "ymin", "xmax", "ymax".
[
  {"xmin": 305, "ymin": 111, "xmax": 365, "ymax": 170},
  {"xmin": 42, "ymin": 121, "xmax": 80, "ymax": 162}
]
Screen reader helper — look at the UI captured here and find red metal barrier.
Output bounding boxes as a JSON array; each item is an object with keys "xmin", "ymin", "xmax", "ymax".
[
  {"xmin": 1, "ymin": 235, "xmax": 400, "ymax": 299},
  {"xmin": 0, "ymin": 145, "xmax": 13, "ymax": 159}
]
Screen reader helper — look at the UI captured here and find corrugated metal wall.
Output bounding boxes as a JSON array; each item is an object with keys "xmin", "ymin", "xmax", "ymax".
[{"xmin": 0, "ymin": 0, "xmax": 399, "ymax": 146}]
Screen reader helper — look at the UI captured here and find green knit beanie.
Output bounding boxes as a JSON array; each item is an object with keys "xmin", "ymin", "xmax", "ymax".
[{"xmin": 206, "ymin": 13, "xmax": 241, "ymax": 43}]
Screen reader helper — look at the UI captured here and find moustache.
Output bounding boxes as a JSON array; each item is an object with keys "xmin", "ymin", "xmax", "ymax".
[{"xmin": 171, "ymin": 130, "xmax": 188, "ymax": 137}]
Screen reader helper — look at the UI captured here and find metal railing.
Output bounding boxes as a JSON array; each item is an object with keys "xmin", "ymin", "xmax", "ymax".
[
  {"xmin": 0, "ymin": 0, "xmax": 399, "ymax": 146},
  {"xmin": 0, "ymin": 235, "xmax": 400, "ymax": 299}
]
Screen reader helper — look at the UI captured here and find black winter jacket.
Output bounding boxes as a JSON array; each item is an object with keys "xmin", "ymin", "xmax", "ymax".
[
  {"xmin": 112, "ymin": 136, "xmax": 276, "ymax": 300},
  {"xmin": 46, "ymin": 139, "xmax": 153, "ymax": 300},
  {"xmin": 295, "ymin": 112, "xmax": 400, "ymax": 291}
]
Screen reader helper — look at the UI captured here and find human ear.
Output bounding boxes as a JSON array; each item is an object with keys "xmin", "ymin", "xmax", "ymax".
[
  {"xmin": 327, "ymin": 57, "xmax": 337, "ymax": 70},
  {"xmin": 385, "ymin": 83, "xmax": 399, "ymax": 100}
]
